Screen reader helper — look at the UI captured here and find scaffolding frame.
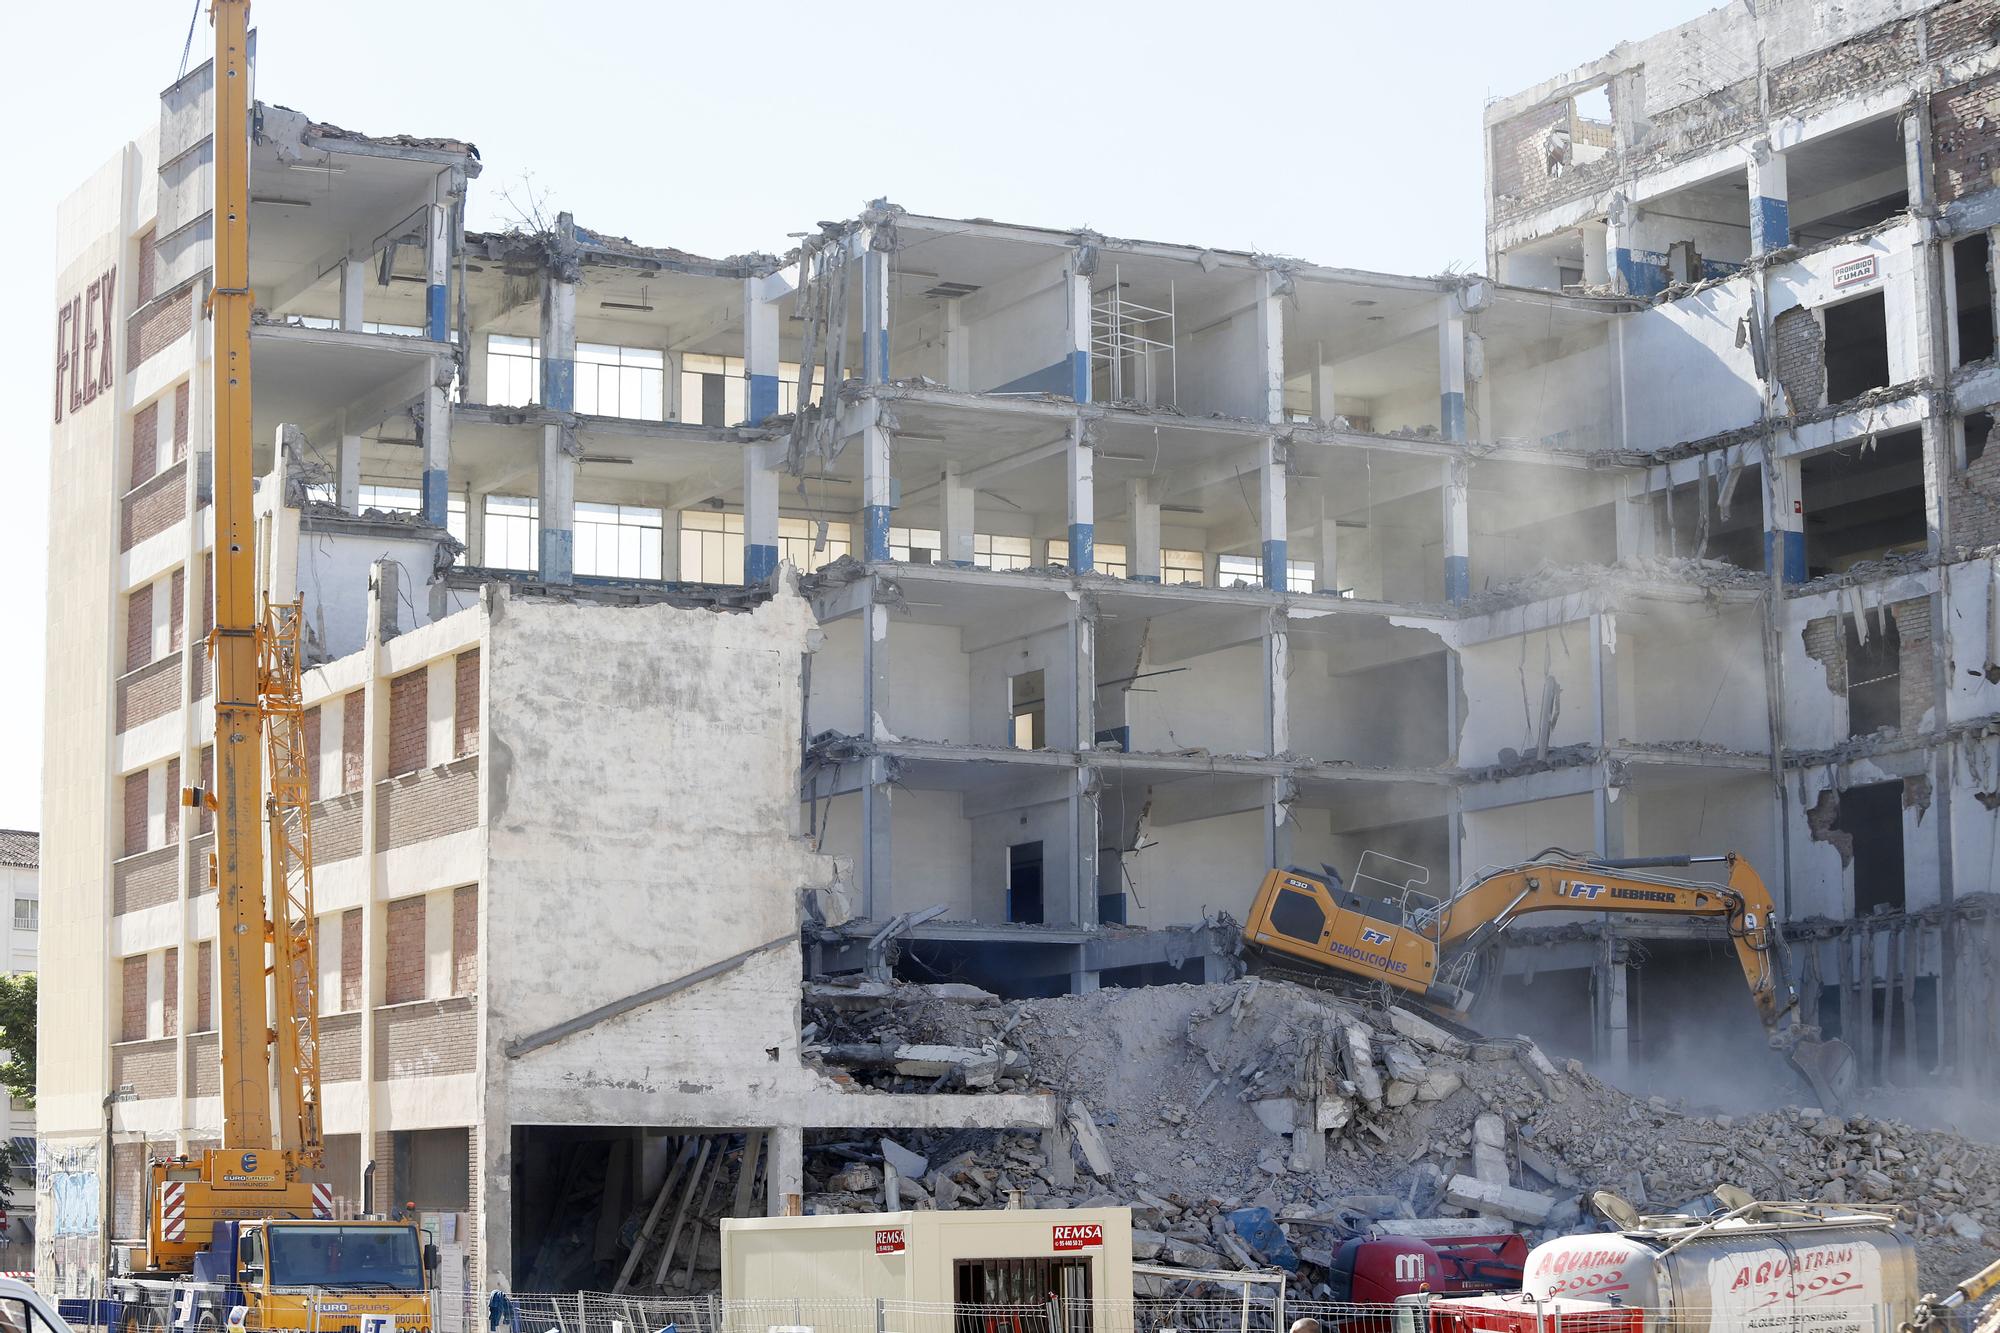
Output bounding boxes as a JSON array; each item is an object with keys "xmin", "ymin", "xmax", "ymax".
[{"xmin": 1091, "ymin": 266, "xmax": 1177, "ymax": 406}]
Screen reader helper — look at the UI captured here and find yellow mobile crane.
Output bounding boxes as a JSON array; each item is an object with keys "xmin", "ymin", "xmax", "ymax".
[
  {"xmin": 105, "ymin": 6, "xmax": 437, "ymax": 1330},
  {"xmin": 1243, "ymin": 851, "xmax": 1857, "ymax": 1108}
]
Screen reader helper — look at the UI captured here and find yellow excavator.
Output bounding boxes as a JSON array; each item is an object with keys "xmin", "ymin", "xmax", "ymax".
[
  {"xmin": 1242, "ymin": 850, "xmax": 1857, "ymax": 1108},
  {"xmin": 102, "ymin": 5, "xmax": 439, "ymax": 1331}
]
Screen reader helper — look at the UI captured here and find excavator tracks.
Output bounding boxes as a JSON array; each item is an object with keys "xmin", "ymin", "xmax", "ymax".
[{"xmin": 1241, "ymin": 950, "xmax": 1504, "ymax": 1050}]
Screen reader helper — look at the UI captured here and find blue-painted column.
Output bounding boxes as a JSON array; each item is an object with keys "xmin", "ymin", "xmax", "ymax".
[
  {"xmin": 1765, "ymin": 454, "xmax": 1808, "ymax": 584},
  {"xmin": 424, "ymin": 200, "xmax": 451, "ymax": 342},
  {"xmin": 1067, "ymin": 259, "xmax": 1093, "ymax": 402},
  {"xmin": 537, "ymin": 213, "xmax": 578, "ymax": 583},
  {"xmin": 862, "ymin": 234, "xmax": 891, "ymax": 386},
  {"xmin": 1605, "ymin": 194, "xmax": 1647, "ymax": 298},
  {"xmin": 743, "ymin": 273, "xmax": 783, "ymax": 425},
  {"xmin": 1067, "ymin": 420, "xmax": 1096, "ymax": 574},
  {"xmin": 1443, "ymin": 458, "xmax": 1471, "ymax": 603},
  {"xmin": 1749, "ymin": 146, "xmax": 1790, "ymax": 255},
  {"xmin": 744, "ymin": 442, "xmax": 780, "ymax": 584},
  {"xmin": 1259, "ymin": 435, "xmax": 1288, "ymax": 590},
  {"xmin": 1439, "ymin": 291, "xmax": 1468, "ymax": 444},
  {"xmin": 860, "ymin": 403, "xmax": 893, "ymax": 564},
  {"xmin": 422, "ymin": 365, "xmax": 451, "ymax": 527}
]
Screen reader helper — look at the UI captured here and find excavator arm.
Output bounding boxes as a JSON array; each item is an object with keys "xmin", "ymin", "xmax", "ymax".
[{"xmin": 1430, "ymin": 851, "xmax": 1854, "ymax": 1107}]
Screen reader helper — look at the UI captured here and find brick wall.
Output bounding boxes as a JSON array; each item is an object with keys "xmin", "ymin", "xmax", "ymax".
[
  {"xmin": 113, "ymin": 846, "xmax": 177, "ymax": 916},
  {"xmin": 342, "ymin": 691, "xmax": 365, "ymax": 793},
  {"xmin": 385, "ymin": 897, "xmax": 426, "ymax": 1004},
  {"xmin": 117, "ymin": 652, "xmax": 182, "ymax": 732},
  {"xmin": 173, "ymin": 381, "xmax": 190, "ymax": 464},
  {"xmin": 132, "ymin": 401, "xmax": 158, "ymax": 489},
  {"xmin": 374, "ymin": 995, "xmax": 476, "ymax": 1079},
  {"xmin": 341, "ymin": 906, "xmax": 363, "ymax": 1011},
  {"xmin": 305, "ymin": 706, "xmax": 322, "ymax": 801},
  {"xmin": 321, "ymin": 1011, "xmax": 362, "ymax": 1081},
  {"xmin": 1931, "ymin": 0, "xmax": 2000, "ymax": 60},
  {"xmin": 161, "ymin": 947, "xmax": 178, "ymax": 1038},
  {"xmin": 137, "ymin": 229, "xmax": 157, "ymax": 305},
  {"xmin": 122, "ymin": 460, "xmax": 186, "ymax": 552},
  {"xmin": 113, "ymin": 1038, "xmax": 175, "ymax": 1100},
  {"xmin": 197, "ymin": 939, "xmax": 212, "ymax": 1031},
  {"xmin": 1893, "ymin": 598, "xmax": 1935, "ymax": 728},
  {"xmin": 187, "ymin": 832, "xmax": 214, "ymax": 896},
  {"xmin": 169, "ymin": 569, "xmax": 185, "ymax": 654},
  {"xmin": 112, "ymin": 1142, "xmax": 146, "ymax": 1241},
  {"xmin": 377, "ymin": 757, "xmax": 480, "ymax": 850},
  {"xmin": 186, "ymin": 1032, "xmax": 219, "ymax": 1098},
  {"xmin": 127, "ymin": 285, "xmax": 194, "ymax": 369},
  {"xmin": 126, "ymin": 584, "xmax": 152, "ymax": 672},
  {"xmin": 1933, "ymin": 69, "xmax": 2000, "ymax": 203},
  {"xmin": 311, "ymin": 793, "xmax": 365, "ymax": 864},
  {"xmin": 1769, "ymin": 17, "xmax": 1920, "ymax": 117},
  {"xmin": 388, "ymin": 670, "xmax": 427, "ymax": 776},
  {"xmin": 454, "ymin": 650, "xmax": 480, "ymax": 758},
  {"xmin": 124, "ymin": 772, "xmax": 149, "ymax": 857},
  {"xmin": 1775, "ymin": 307, "xmax": 1825, "ymax": 413},
  {"xmin": 452, "ymin": 885, "xmax": 477, "ymax": 995},
  {"xmin": 120, "ymin": 955, "xmax": 148, "ymax": 1042},
  {"xmin": 1950, "ymin": 418, "xmax": 2000, "ymax": 545}
]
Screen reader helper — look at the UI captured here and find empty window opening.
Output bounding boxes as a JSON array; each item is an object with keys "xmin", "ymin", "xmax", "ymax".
[
  {"xmin": 1650, "ymin": 464, "xmax": 1764, "ymax": 571},
  {"xmin": 1822, "ymin": 293, "xmax": 1891, "ymax": 403},
  {"xmin": 1800, "ymin": 429, "xmax": 1925, "ymax": 576},
  {"xmin": 1009, "ymin": 670, "xmax": 1046, "ymax": 750},
  {"xmin": 1955, "ymin": 234, "xmax": 1994, "ymax": 366},
  {"xmin": 1967, "ymin": 412, "xmax": 1993, "ymax": 469},
  {"xmin": 1844, "ymin": 614, "xmax": 1903, "ymax": 736},
  {"xmin": 1836, "ymin": 781, "xmax": 1905, "ymax": 915},
  {"xmin": 1006, "ymin": 842, "xmax": 1045, "ymax": 926}
]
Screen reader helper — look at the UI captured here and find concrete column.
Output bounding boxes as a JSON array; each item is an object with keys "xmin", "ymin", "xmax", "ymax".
[
  {"xmin": 1764, "ymin": 453, "xmax": 1806, "ymax": 584},
  {"xmin": 744, "ymin": 274, "xmax": 783, "ymax": 425},
  {"xmin": 744, "ymin": 443, "xmax": 780, "ymax": 584},
  {"xmin": 1265, "ymin": 610, "xmax": 1289, "ymax": 758},
  {"xmin": 1606, "ymin": 194, "xmax": 1642, "ymax": 297},
  {"xmin": 1904, "ymin": 109, "xmax": 1935, "ymax": 210},
  {"xmin": 1067, "ymin": 420, "xmax": 1096, "ymax": 574},
  {"xmin": 1257, "ymin": 270, "xmax": 1286, "ymax": 425},
  {"xmin": 466, "ymin": 487, "xmax": 488, "ymax": 567},
  {"xmin": 335, "ymin": 414, "xmax": 362, "ymax": 514},
  {"xmin": 941, "ymin": 463, "xmax": 975, "ymax": 567},
  {"xmin": 860, "ymin": 585, "xmax": 893, "ymax": 916},
  {"xmin": 538, "ymin": 221, "xmax": 578, "ymax": 583},
  {"xmin": 1443, "ymin": 457, "xmax": 1471, "ymax": 602},
  {"xmin": 1071, "ymin": 610, "xmax": 1099, "ymax": 937},
  {"xmin": 1748, "ymin": 146, "xmax": 1790, "ymax": 256},
  {"xmin": 1594, "ymin": 934, "xmax": 1631, "ymax": 1080},
  {"xmin": 1066, "ymin": 258, "xmax": 1093, "ymax": 403},
  {"xmin": 1310, "ymin": 342, "xmax": 1337, "ymax": 425},
  {"xmin": 860, "ymin": 407, "xmax": 893, "ymax": 563},
  {"xmin": 766, "ymin": 1126, "xmax": 804, "ymax": 1217},
  {"xmin": 1127, "ymin": 480, "xmax": 1161, "ymax": 582},
  {"xmin": 1266, "ymin": 778, "xmax": 1294, "ymax": 876},
  {"xmin": 1314, "ymin": 490, "xmax": 1341, "ymax": 595},
  {"xmin": 862, "ymin": 237, "xmax": 890, "ymax": 386},
  {"xmin": 944, "ymin": 298, "xmax": 971, "ymax": 391},
  {"xmin": 421, "ymin": 360, "xmax": 451, "ymax": 528},
  {"xmin": 339, "ymin": 257, "xmax": 366, "ymax": 332},
  {"xmin": 1439, "ymin": 292, "xmax": 1468, "ymax": 443},
  {"xmin": 1259, "ymin": 435, "xmax": 1288, "ymax": 590},
  {"xmin": 424, "ymin": 201, "xmax": 450, "ymax": 342}
]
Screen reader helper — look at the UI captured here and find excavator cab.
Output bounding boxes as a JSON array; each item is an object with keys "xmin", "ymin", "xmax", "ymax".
[{"xmin": 1242, "ymin": 867, "xmax": 1473, "ymax": 1010}]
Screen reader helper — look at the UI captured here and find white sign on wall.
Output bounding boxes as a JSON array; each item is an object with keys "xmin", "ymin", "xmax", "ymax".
[{"xmin": 1832, "ymin": 255, "xmax": 1879, "ymax": 289}]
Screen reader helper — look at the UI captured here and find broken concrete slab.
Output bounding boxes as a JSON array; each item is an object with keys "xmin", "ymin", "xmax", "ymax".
[
  {"xmin": 1387, "ymin": 1006, "xmax": 1472, "ymax": 1058},
  {"xmin": 1444, "ymin": 1173, "xmax": 1555, "ymax": 1225},
  {"xmin": 1251, "ymin": 1097, "xmax": 1297, "ymax": 1135},
  {"xmin": 1067, "ymin": 1099, "xmax": 1115, "ymax": 1178},
  {"xmin": 1417, "ymin": 1069, "xmax": 1463, "ymax": 1102},
  {"xmin": 1372, "ymin": 1217, "xmax": 1521, "ymax": 1238},
  {"xmin": 881, "ymin": 1137, "xmax": 929, "ymax": 1182},
  {"xmin": 1380, "ymin": 1042, "xmax": 1428, "ymax": 1085},
  {"xmin": 1343, "ymin": 1023, "xmax": 1384, "ymax": 1108}
]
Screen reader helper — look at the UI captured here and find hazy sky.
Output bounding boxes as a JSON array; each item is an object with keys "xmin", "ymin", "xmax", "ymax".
[{"xmin": 0, "ymin": 0, "xmax": 1717, "ymax": 832}]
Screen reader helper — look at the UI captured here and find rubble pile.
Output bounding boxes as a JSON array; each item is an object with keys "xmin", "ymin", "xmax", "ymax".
[{"xmin": 804, "ymin": 976, "xmax": 2000, "ymax": 1293}]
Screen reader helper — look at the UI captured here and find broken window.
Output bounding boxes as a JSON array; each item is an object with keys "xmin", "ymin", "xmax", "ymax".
[
  {"xmin": 1844, "ymin": 614, "xmax": 1902, "ymax": 736},
  {"xmin": 392, "ymin": 1127, "xmax": 471, "ymax": 1211},
  {"xmin": 1006, "ymin": 842, "xmax": 1045, "ymax": 925},
  {"xmin": 777, "ymin": 516, "xmax": 850, "ymax": 572},
  {"xmin": 1650, "ymin": 464, "xmax": 1763, "ymax": 571},
  {"xmin": 890, "ymin": 526, "xmax": 941, "ymax": 564},
  {"xmin": 1216, "ymin": 554, "xmax": 1317, "ymax": 593},
  {"xmin": 1822, "ymin": 292, "xmax": 1891, "ymax": 403},
  {"xmin": 1967, "ymin": 412, "xmax": 1993, "ymax": 469},
  {"xmin": 1954, "ymin": 234, "xmax": 1994, "ymax": 366},
  {"xmin": 1800, "ymin": 429, "xmax": 1926, "ymax": 576},
  {"xmin": 1009, "ymin": 670, "xmax": 1046, "ymax": 750},
  {"xmin": 1836, "ymin": 781, "xmax": 1905, "ymax": 915}
]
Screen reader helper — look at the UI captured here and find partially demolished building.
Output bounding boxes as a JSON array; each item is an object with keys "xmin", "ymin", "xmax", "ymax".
[{"xmin": 37, "ymin": 0, "xmax": 2000, "ymax": 1304}]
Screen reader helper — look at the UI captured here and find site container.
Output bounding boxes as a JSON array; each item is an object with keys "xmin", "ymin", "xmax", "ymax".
[{"xmin": 721, "ymin": 1207, "xmax": 1134, "ymax": 1306}]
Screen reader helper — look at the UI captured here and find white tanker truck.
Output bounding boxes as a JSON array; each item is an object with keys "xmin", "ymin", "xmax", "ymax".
[{"xmin": 1429, "ymin": 1193, "xmax": 1920, "ymax": 1333}]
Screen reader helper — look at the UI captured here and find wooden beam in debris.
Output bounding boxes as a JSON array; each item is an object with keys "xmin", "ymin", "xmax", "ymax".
[
  {"xmin": 612, "ymin": 1138, "xmax": 694, "ymax": 1295},
  {"xmin": 732, "ymin": 1131, "xmax": 765, "ymax": 1219},
  {"xmin": 653, "ymin": 1137, "xmax": 716, "ymax": 1290}
]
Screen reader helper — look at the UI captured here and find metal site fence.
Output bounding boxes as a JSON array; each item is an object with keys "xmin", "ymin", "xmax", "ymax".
[{"xmin": 49, "ymin": 1290, "xmax": 1913, "ymax": 1333}]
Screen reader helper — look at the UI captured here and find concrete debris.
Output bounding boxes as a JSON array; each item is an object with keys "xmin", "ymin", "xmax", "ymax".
[{"xmin": 800, "ymin": 977, "xmax": 2000, "ymax": 1294}]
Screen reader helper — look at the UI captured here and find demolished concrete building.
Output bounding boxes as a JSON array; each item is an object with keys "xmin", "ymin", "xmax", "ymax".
[{"xmin": 35, "ymin": 0, "xmax": 2000, "ymax": 1306}]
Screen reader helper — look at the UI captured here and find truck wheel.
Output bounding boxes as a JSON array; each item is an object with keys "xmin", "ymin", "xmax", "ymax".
[{"xmin": 195, "ymin": 1312, "xmax": 221, "ymax": 1333}]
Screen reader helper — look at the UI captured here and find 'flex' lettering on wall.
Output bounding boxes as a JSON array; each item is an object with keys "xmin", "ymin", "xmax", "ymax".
[{"xmin": 54, "ymin": 265, "xmax": 118, "ymax": 423}]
